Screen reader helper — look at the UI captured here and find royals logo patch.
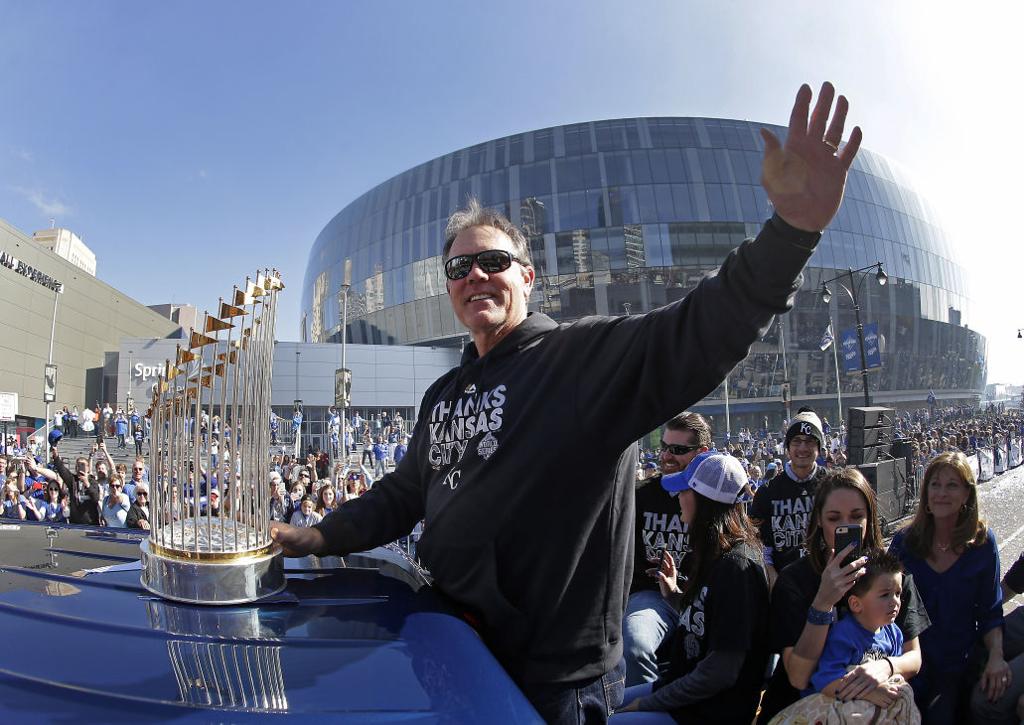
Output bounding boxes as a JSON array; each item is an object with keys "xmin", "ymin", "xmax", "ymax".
[{"xmin": 477, "ymin": 431, "xmax": 499, "ymax": 460}]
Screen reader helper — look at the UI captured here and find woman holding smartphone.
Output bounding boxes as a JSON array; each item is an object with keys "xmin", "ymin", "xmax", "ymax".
[
  {"xmin": 889, "ymin": 451, "xmax": 1006, "ymax": 724},
  {"xmin": 757, "ymin": 468, "xmax": 928, "ymax": 723}
]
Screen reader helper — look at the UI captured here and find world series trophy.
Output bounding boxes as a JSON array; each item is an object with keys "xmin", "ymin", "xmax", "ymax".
[{"xmin": 140, "ymin": 269, "xmax": 287, "ymax": 604}]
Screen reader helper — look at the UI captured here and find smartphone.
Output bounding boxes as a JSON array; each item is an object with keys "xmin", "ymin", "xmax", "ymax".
[{"xmin": 834, "ymin": 524, "xmax": 863, "ymax": 567}]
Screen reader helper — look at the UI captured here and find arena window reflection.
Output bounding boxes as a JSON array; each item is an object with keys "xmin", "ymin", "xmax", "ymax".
[{"xmin": 303, "ymin": 117, "xmax": 985, "ymax": 429}]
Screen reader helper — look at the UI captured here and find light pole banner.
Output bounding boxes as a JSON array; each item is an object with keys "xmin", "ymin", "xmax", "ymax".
[
  {"xmin": 43, "ymin": 364, "xmax": 57, "ymax": 403},
  {"xmin": 335, "ymin": 368, "xmax": 352, "ymax": 409},
  {"xmin": 839, "ymin": 327, "xmax": 860, "ymax": 374},
  {"xmin": 839, "ymin": 323, "xmax": 882, "ymax": 374},
  {"xmin": 863, "ymin": 322, "xmax": 882, "ymax": 369},
  {"xmin": 0, "ymin": 392, "xmax": 16, "ymax": 422}
]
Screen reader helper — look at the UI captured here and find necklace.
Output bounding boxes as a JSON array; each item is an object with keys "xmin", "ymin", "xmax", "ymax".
[{"xmin": 935, "ymin": 540, "xmax": 952, "ymax": 552}]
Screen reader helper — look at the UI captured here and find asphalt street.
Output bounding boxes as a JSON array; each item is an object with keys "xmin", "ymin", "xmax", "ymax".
[{"xmin": 977, "ymin": 463, "xmax": 1024, "ymax": 611}]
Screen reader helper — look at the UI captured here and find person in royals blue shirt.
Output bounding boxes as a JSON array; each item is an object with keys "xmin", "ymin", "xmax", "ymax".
[
  {"xmin": 808, "ymin": 551, "xmax": 906, "ymax": 699},
  {"xmin": 889, "ymin": 450, "xmax": 1008, "ymax": 725}
]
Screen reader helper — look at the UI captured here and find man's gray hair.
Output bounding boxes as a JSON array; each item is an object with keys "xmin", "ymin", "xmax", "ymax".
[{"xmin": 443, "ymin": 197, "xmax": 533, "ymax": 266}]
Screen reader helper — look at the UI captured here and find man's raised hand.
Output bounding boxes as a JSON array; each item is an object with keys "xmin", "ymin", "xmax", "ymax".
[{"xmin": 761, "ymin": 82, "xmax": 862, "ymax": 233}]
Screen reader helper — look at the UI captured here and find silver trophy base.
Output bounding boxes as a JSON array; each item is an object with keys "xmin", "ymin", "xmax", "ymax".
[{"xmin": 140, "ymin": 538, "xmax": 286, "ymax": 606}]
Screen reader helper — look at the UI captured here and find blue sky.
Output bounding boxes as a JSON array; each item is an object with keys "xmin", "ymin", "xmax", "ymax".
[{"xmin": 2, "ymin": 1, "xmax": 1021, "ymax": 383}]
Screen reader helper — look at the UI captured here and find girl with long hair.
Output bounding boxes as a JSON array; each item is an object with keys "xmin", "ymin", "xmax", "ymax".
[
  {"xmin": 614, "ymin": 453, "xmax": 770, "ymax": 724},
  {"xmin": 316, "ymin": 485, "xmax": 336, "ymax": 517}
]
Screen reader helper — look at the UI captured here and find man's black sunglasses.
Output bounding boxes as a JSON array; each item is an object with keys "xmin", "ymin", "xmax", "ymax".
[
  {"xmin": 444, "ymin": 249, "xmax": 526, "ymax": 281},
  {"xmin": 659, "ymin": 441, "xmax": 701, "ymax": 456}
]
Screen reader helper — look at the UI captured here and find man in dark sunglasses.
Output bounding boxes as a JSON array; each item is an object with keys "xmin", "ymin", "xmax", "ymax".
[
  {"xmin": 442, "ymin": 223, "xmax": 535, "ymax": 358},
  {"xmin": 272, "ymin": 82, "xmax": 862, "ymax": 725},
  {"xmin": 624, "ymin": 412, "xmax": 711, "ymax": 687}
]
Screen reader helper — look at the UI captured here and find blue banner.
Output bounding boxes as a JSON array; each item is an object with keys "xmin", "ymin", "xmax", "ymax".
[
  {"xmin": 840, "ymin": 323, "xmax": 882, "ymax": 374},
  {"xmin": 863, "ymin": 322, "xmax": 882, "ymax": 369},
  {"xmin": 840, "ymin": 327, "xmax": 860, "ymax": 374}
]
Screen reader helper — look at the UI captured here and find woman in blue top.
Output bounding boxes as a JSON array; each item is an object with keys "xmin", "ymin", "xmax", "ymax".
[
  {"xmin": 889, "ymin": 450, "xmax": 1008, "ymax": 724},
  {"xmin": 39, "ymin": 484, "xmax": 68, "ymax": 523}
]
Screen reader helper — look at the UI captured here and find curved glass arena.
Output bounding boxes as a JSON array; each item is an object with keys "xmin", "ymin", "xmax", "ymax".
[{"xmin": 302, "ymin": 117, "xmax": 986, "ymax": 429}]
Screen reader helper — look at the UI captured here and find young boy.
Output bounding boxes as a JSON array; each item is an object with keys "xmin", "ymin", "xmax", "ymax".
[
  {"xmin": 809, "ymin": 550, "xmax": 905, "ymax": 699},
  {"xmin": 290, "ymin": 495, "xmax": 322, "ymax": 528}
]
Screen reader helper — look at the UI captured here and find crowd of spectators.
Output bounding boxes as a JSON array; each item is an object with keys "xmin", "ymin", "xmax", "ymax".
[
  {"xmin": 634, "ymin": 404, "xmax": 1024, "ymax": 497},
  {"xmin": 623, "ymin": 407, "xmax": 1024, "ymax": 723},
  {"xmin": 892, "ymin": 404, "xmax": 1023, "ymax": 476},
  {"xmin": 0, "ymin": 417, "xmax": 403, "ymax": 529},
  {"xmin": 7, "ymin": 399, "xmax": 1024, "ymax": 722}
]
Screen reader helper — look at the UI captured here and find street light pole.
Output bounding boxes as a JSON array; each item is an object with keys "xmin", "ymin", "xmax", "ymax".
[
  {"xmin": 779, "ymin": 318, "xmax": 791, "ymax": 423},
  {"xmin": 821, "ymin": 263, "xmax": 887, "ymax": 409},
  {"xmin": 294, "ymin": 351, "xmax": 301, "ymax": 459},
  {"xmin": 126, "ymin": 349, "xmax": 134, "ymax": 412},
  {"xmin": 846, "ymin": 268, "xmax": 872, "ymax": 407},
  {"xmin": 340, "ymin": 282, "xmax": 350, "ymax": 462},
  {"xmin": 44, "ymin": 285, "xmax": 62, "ymax": 461}
]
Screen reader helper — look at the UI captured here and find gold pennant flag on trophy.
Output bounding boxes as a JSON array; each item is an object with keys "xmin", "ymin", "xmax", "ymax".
[
  {"xmin": 266, "ymin": 274, "xmax": 284, "ymax": 291},
  {"xmin": 219, "ymin": 301, "xmax": 246, "ymax": 319},
  {"xmin": 177, "ymin": 349, "xmax": 198, "ymax": 364},
  {"xmin": 166, "ymin": 365, "xmax": 181, "ymax": 380},
  {"xmin": 200, "ymin": 375, "xmax": 213, "ymax": 388},
  {"xmin": 216, "ymin": 350, "xmax": 238, "ymax": 364},
  {"xmin": 234, "ymin": 288, "xmax": 254, "ymax": 306},
  {"xmin": 214, "ymin": 363, "xmax": 226, "ymax": 377},
  {"xmin": 246, "ymin": 279, "xmax": 266, "ymax": 298},
  {"xmin": 189, "ymin": 330, "xmax": 217, "ymax": 349},
  {"xmin": 205, "ymin": 316, "xmax": 234, "ymax": 333}
]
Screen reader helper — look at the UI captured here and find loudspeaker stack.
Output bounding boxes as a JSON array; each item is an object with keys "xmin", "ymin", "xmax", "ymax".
[
  {"xmin": 847, "ymin": 406, "xmax": 908, "ymax": 528},
  {"xmin": 847, "ymin": 406, "xmax": 894, "ymax": 465}
]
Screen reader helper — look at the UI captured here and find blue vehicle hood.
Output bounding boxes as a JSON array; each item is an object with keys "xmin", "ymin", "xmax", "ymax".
[{"xmin": 0, "ymin": 523, "xmax": 540, "ymax": 723}]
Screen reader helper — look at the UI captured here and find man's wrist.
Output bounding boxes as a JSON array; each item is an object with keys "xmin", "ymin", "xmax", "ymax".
[{"xmin": 770, "ymin": 212, "xmax": 822, "ymax": 250}]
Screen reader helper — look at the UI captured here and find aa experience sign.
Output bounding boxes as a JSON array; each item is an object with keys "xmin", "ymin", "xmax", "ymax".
[{"xmin": 0, "ymin": 250, "xmax": 63, "ymax": 293}]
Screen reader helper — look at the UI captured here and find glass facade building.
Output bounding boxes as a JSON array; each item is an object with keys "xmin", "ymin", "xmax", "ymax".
[{"xmin": 301, "ymin": 117, "xmax": 986, "ymax": 430}]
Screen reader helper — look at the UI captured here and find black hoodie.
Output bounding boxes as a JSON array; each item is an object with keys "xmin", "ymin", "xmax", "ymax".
[{"xmin": 315, "ymin": 214, "xmax": 820, "ymax": 685}]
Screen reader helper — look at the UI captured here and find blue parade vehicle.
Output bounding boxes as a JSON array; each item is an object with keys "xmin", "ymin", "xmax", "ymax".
[{"xmin": 0, "ymin": 521, "xmax": 540, "ymax": 723}]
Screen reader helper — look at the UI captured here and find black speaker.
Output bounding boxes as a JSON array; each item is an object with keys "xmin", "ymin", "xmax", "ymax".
[
  {"xmin": 848, "ymin": 406, "xmax": 895, "ymax": 429},
  {"xmin": 848, "ymin": 426, "xmax": 893, "ymax": 448},
  {"xmin": 857, "ymin": 458, "xmax": 907, "ymax": 525},
  {"xmin": 890, "ymin": 439, "xmax": 916, "ymax": 484},
  {"xmin": 847, "ymin": 443, "xmax": 892, "ymax": 465}
]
